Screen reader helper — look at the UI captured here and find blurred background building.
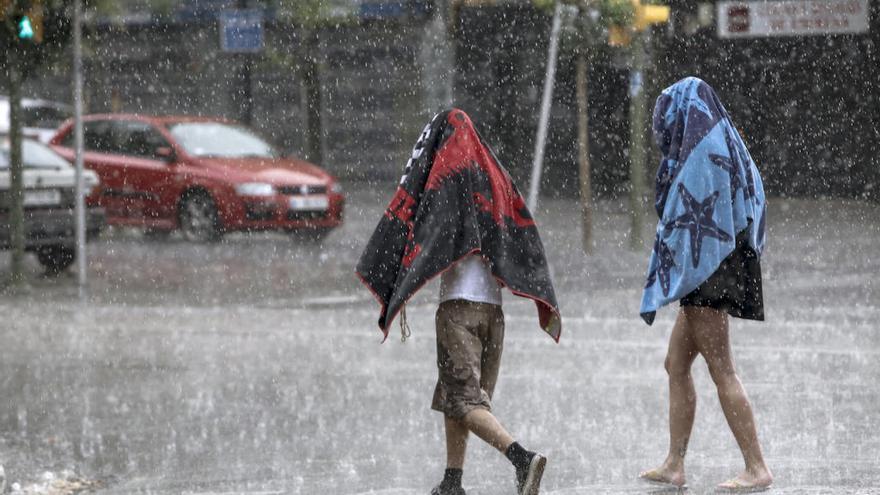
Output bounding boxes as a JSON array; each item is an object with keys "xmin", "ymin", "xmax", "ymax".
[{"xmin": 23, "ymin": 0, "xmax": 880, "ymax": 200}]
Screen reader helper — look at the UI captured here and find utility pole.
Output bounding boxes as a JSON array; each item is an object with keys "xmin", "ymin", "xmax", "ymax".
[
  {"xmin": 422, "ymin": 0, "xmax": 454, "ymax": 112},
  {"xmin": 239, "ymin": 0, "xmax": 253, "ymax": 126},
  {"xmin": 74, "ymin": 0, "xmax": 87, "ymax": 294},
  {"xmin": 2, "ymin": 0, "xmax": 54, "ymax": 285},
  {"xmin": 575, "ymin": 49, "xmax": 593, "ymax": 254},
  {"xmin": 8, "ymin": 44, "xmax": 25, "ymax": 286},
  {"xmin": 527, "ymin": 2, "xmax": 563, "ymax": 213}
]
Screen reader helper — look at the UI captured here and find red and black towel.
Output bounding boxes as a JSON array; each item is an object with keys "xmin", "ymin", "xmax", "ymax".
[{"xmin": 356, "ymin": 109, "xmax": 561, "ymax": 341}]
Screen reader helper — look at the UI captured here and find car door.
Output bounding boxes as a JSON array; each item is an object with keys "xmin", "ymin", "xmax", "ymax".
[
  {"xmin": 113, "ymin": 120, "xmax": 177, "ymax": 225},
  {"xmin": 78, "ymin": 119, "xmax": 132, "ymax": 221}
]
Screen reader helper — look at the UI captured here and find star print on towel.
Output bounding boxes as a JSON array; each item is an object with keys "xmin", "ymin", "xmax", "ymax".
[
  {"xmin": 709, "ymin": 126, "xmax": 758, "ymax": 202},
  {"xmin": 640, "ymin": 77, "xmax": 766, "ymax": 325},
  {"xmin": 645, "ymin": 238, "xmax": 676, "ymax": 297},
  {"xmin": 663, "ymin": 184, "xmax": 732, "ymax": 268}
]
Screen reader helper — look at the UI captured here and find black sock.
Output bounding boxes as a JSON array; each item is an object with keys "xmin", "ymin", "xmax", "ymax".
[
  {"xmin": 505, "ymin": 441, "xmax": 532, "ymax": 470},
  {"xmin": 441, "ymin": 468, "xmax": 463, "ymax": 488}
]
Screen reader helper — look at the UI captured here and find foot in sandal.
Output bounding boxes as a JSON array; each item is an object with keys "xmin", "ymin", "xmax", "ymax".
[
  {"xmin": 639, "ymin": 466, "xmax": 687, "ymax": 490},
  {"xmin": 716, "ymin": 468, "xmax": 773, "ymax": 493}
]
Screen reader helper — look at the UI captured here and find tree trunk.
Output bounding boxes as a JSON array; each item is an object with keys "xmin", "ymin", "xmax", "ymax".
[
  {"xmin": 300, "ymin": 29, "xmax": 322, "ymax": 166},
  {"xmin": 241, "ymin": 56, "xmax": 253, "ymax": 126},
  {"xmin": 628, "ymin": 32, "xmax": 647, "ymax": 251}
]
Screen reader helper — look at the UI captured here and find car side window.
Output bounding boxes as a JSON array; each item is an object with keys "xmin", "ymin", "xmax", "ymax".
[
  {"xmin": 116, "ymin": 121, "xmax": 170, "ymax": 160},
  {"xmin": 60, "ymin": 129, "xmax": 75, "ymax": 147},
  {"xmin": 82, "ymin": 120, "xmax": 115, "ymax": 152},
  {"xmin": 22, "ymin": 105, "xmax": 71, "ymax": 128}
]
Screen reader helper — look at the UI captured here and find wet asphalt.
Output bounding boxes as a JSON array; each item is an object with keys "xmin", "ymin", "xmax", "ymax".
[{"xmin": 0, "ymin": 184, "xmax": 878, "ymax": 494}]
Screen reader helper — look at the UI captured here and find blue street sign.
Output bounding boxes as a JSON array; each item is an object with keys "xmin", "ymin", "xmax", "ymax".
[{"xmin": 220, "ymin": 9, "xmax": 264, "ymax": 53}]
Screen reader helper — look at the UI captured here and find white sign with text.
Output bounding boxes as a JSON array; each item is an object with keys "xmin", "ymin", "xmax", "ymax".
[{"xmin": 717, "ymin": 0, "xmax": 870, "ymax": 38}]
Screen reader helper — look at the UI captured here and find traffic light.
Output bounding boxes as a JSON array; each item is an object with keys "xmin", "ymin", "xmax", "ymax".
[
  {"xmin": 1, "ymin": 0, "xmax": 43, "ymax": 43},
  {"xmin": 17, "ymin": 14, "xmax": 33, "ymax": 39}
]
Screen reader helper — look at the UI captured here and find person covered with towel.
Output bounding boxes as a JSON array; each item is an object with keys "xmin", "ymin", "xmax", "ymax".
[
  {"xmin": 638, "ymin": 77, "xmax": 773, "ymax": 492},
  {"xmin": 357, "ymin": 109, "xmax": 562, "ymax": 495}
]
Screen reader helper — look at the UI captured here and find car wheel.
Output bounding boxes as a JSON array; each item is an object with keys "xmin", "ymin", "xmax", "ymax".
[
  {"xmin": 179, "ymin": 193, "xmax": 222, "ymax": 243},
  {"xmin": 36, "ymin": 245, "xmax": 76, "ymax": 275}
]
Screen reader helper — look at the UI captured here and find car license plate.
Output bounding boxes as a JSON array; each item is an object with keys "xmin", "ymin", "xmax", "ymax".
[
  {"xmin": 289, "ymin": 195, "xmax": 329, "ymax": 211},
  {"xmin": 23, "ymin": 189, "xmax": 61, "ymax": 207}
]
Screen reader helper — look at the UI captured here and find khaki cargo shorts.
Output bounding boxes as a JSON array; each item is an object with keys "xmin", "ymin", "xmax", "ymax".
[{"xmin": 431, "ymin": 299, "xmax": 505, "ymax": 419}]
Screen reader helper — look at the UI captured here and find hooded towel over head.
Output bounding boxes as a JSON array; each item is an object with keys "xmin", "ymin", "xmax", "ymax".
[
  {"xmin": 640, "ymin": 77, "xmax": 766, "ymax": 325},
  {"xmin": 356, "ymin": 109, "xmax": 562, "ymax": 341}
]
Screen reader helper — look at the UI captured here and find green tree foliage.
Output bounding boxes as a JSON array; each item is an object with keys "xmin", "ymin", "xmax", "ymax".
[{"xmin": 598, "ymin": 0, "xmax": 634, "ymax": 27}]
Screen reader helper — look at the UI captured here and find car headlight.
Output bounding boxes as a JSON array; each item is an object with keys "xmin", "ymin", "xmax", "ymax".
[
  {"xmin": 235, "ymin": 182, "xmax": 275, "ymax": 196},
  {"xmin": 84, "ymin": 174, "xmax": 100, "ymax": 196},
  {"xmin": 330, "ymin": 182, "xmax": 343, "ymax": 193}
]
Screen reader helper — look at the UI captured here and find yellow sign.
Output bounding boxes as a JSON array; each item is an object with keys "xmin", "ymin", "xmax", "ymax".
[
  {"xmin": 608, "ymin": 0, "xmax": 670, "ymax": 46},
  {"xmin": 634, "ymin": 0, "xmax": 669, "ymax": 32}
]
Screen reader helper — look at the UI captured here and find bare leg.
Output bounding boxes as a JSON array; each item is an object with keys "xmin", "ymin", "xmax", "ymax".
[
  {"xmin": 444, "ymin": 416, "xmax": 469, "ymax": 469},
  {"xmin": 641, "ymin": 308, "xmax": 698, "ymax": 488},
  {"xmin": 686, "ymin": 307, "xmax": 773, "ymax": 489},
  {"xmin": 461, "ymin": 408, "xmax": 514, "ymax": 454}
]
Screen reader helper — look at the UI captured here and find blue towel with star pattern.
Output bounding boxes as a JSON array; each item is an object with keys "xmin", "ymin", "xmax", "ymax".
[{"xmin": 640, "ymin": 77, "xmax": 766, "ymax": 325}]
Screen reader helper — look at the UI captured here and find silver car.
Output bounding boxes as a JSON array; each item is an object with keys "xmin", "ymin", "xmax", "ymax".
[
  {"xmin": 0, "ymin": 96, "xmax": 73, "ymax": 143},
  {"xmin": 0, "ymin": 137, "xmax": 104, "ymax": 274}
]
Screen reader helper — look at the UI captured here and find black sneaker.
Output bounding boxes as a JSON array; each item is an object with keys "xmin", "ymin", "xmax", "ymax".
[
  {"xmin": 430, "ymin": 484, "xmax": 466, "ymax": 495},
  {"xmin": 515, "ymin": 452, "xmax": 547, "ymax": 495}
]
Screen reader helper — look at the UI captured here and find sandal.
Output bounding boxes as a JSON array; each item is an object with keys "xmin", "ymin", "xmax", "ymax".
[
  {"xmin": 716, "ymin": 477, "xmax": 772, "ymax": 493},
  {"xmin": 639, "ymin": 469, "xmax": 688, "ymax": 491}
]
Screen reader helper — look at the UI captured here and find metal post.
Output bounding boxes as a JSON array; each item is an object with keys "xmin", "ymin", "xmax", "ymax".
[
  {"xmin": 238, "ymin": 0, "xmax": 253, "ymax": 126},
  {"xmin": 576, "ymin": 52, "xmax": 593, "ymax": 254},
  {"xmin": 241, "ymin": 56, "xmax": 253, "ymax": 126},
  {"xmin": 527, "ymin": 2, "xmax": 562, "ymax": 213},
  {"xmin": 74, "ymin": 0, "xmax": 88, "ymax": 294},
  {"xmin": 628, "ymin": 31, "xmax": 647, "ymax": 250},
  {"xmin": 422, "ymin": 0, "xmax": 454, "ymax": 112},
  {"xmin": 8, "ymin": 47, "xmax": 25, "ymax": 286}
]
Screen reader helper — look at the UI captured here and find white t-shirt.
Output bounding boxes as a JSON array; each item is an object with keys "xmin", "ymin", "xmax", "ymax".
[{"xmin": 439, "ymin": 254, "xmax": 502, "ymax": 305}]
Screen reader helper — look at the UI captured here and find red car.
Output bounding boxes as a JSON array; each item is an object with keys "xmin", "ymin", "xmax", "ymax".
[{"xmin": 50, "ymin": 115, "xmax": 344, "ymax": 241}]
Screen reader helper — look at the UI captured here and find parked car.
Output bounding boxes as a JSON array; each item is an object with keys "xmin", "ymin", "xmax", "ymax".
[
  {"xmin": 0, "ymin": 137, "xmax": 104, "ymax": 274},
  {"xmin": 0, "ymin": 96, "xmax": 73, "ymax": 143},
  {"xmin": 50, "ymin": 115, "xmax": 345, "ymax": 242}
]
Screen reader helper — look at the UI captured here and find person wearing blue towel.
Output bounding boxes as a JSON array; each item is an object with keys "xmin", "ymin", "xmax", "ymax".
[{"xmin": 638, "ymin": 77, "xmax": 773, "ymax": 492}]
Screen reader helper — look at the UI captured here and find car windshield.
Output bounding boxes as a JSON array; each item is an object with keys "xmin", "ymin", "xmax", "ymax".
[
  {"xmin": 0, "ymin": 139, "xmax": 71, "ymax": 169},
  {"xmin": 167, "ymin": 122, "xmax": 277, "ymax": 158}
]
